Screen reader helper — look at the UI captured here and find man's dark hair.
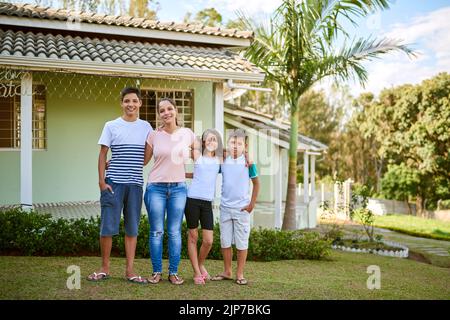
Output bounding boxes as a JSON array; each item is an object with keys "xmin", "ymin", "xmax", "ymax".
[{"xmin": 120, "ymin": 87, "xmax": 142, "ymax": 101}]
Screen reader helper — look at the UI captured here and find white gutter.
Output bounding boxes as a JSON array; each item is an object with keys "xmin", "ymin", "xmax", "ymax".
[
  {"xmin": 0, "ymin": 15, "xmax": 252, "ymax": 48},
  {"xmin": 0, "ymin": 56, "xmax": 265, "ymax": 82},
  {"xmin": 226, "ymin": 79, "xmax": 272, "ymax": 92}
]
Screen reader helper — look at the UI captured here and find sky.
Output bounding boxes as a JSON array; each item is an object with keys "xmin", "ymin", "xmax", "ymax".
[
  {"xmin": 9, "ymin": 0, "xmax": 450, "ymax": 97},
  {"xmin": 157, "ymin": 0, "xmax": 450, "ymax": 97}
]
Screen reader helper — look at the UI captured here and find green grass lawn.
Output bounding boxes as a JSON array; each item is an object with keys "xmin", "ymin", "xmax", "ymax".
[
  {"xmin": 372, "ymin": 214, "xmax": 450, "ymax": 241},
  {"xmin": 1, "ymin": 253, "xmax": 449, "ymax": 300}
]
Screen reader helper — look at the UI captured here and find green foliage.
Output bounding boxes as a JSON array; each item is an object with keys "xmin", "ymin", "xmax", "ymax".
[
  {"xmin": 239, "ymin": 0, "xmax": 412, "ymax": 228},
  {"xmin": 322, "ymin": 223, "xmax": 344, "ymax": 245},
  {"xmin": 331, "ymin": 72, "xmax": 450, "ymax": 212},
  {"xmin": 381, "ymin": 164, "xmax": 420, "ymax": 201},
  {"xmin": 438, "ymin": 199, "xmax": 450, "ymax": 210},
  {"xmin": 354, "ymin": 207, "xmax": 375, "ymax": 242},
  {"xmin": 0, "ymin": 209, "xmax": 331, "ymax": 261},
  {"xmin": 349, "ymin": 183, "xmax": 372, "ymax": 220}
]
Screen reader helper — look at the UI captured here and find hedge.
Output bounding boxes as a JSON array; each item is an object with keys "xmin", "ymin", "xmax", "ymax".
[{"xmin": 0, "ymin": 208, "xmax": 331, "ymax": 261}]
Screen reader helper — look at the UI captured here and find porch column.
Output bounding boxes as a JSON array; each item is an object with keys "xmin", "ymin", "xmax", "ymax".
[
  {"xmin": 214, "ymin": 82, "xmax": 224, "ymax": 220},
  {"xmin": 214, "ymin": 82, "xmax": 224, "ymax": 138},
  {"xmin": 274, "ymin": 147, "xmax": 283, "ymax": 229},
  {"xmin": 310, "ymin": 154, "xmax": 316, "ymax": 228},
  {"xmin": 21, "ymin": 72, "xmax": 33, "ymax": 211},
  {"xmin": 303, "ymin": 152, "xmax": 309, "ymax": 227}
]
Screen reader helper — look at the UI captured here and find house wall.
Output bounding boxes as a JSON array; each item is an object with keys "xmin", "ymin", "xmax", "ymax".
[{"xmin": 0, "ymin": 74, "xmax": 213, "ymax": 205}]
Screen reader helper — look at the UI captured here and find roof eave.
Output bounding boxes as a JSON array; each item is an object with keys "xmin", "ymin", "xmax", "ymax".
[
  {"xmin": 0, "ymin": 15, "xmax": 252, "ymax": 47},
  {"xmin": 0, "ymin": 56, "xmax": 265, "ymax": 82},
  {"xmin": 224, "ymin": 115, "xmax": 325, "ymax": 152}
]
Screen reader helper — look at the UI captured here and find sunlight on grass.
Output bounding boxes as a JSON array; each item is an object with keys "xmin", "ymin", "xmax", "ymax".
[
  {"xmin": 373, "ymin": 215, "xmax": 450, "ymax": 241},
  {"xmin": 0, "ymin": 253, "xmax": 449, "ymax": 300}
]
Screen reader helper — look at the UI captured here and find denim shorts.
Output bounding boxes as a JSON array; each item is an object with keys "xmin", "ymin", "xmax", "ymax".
[{"xmin": 99, "ymin": 177, "xmax": 143, "ymax": 237}]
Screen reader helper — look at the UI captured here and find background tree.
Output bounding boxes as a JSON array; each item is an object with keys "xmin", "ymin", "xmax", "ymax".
[
  {"xmin": 183, "ymin": 7, "xmax": 222, "ymax": 26},
  {"xmin": 128, "ymin": 0, "xmax": 158, "ymax": 19},
  {"xmin": 240, "ymin": 0, "xmax": 414, "ymax": 230},
  {"xmin": 381, "ymin": 164, "xmax": 420, "ymax": 214},
  {"xmin": 333, "ymin": 73, "xmax": 450, "ymax": 215}
]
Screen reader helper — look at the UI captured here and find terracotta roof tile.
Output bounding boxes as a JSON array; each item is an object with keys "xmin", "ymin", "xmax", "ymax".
[
  {"xmin": 0, "ymin": 2, "xmax": 253, "ymax": 39},
  {"xmin": 0, "ymin": 29, "xmax": 261, "ymax": 75}
]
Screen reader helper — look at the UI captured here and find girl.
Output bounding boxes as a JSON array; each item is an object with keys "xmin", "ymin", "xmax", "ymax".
[
  {"xmin": 144, "ymin": 97, "xmax": 195, "ymax": 285},
  {"xmin": 185, "ymin": 129, "xmax": 223, "ymax": 285}
]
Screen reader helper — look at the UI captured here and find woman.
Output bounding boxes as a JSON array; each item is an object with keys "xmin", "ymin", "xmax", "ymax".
[{"xmin": 144, "ymin": 97, "xmax": 195, "ymax": 285}]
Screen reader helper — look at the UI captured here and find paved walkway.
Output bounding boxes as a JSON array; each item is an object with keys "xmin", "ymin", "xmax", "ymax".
[{"xmin": 336, "ymin": 222, "xmax": 450, "ymax": 258}]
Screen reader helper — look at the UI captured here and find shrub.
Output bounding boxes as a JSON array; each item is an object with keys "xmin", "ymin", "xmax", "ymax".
[{"xmin": 0, "ymin": 208, "xmax": 331, "ymax": 261}]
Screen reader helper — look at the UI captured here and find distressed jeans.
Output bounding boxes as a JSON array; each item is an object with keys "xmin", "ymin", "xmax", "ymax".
[{"xmin": 144, "ymin": 182, "xmax": 187, "ymax": 275}]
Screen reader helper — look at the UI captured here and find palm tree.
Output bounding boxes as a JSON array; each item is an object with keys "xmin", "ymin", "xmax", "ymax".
[{"xmin": 240, "ymin": 0, "xmax": 415, "ymax": 230}]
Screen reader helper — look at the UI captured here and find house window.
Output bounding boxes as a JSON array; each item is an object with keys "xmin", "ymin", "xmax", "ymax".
[
  {"xmin": 140, "ymin": 89, "xmax": 194, "ymax": 129},
  {"xmin": 0, "ymin": 85, "xmax": 46, "ymax": 149}
]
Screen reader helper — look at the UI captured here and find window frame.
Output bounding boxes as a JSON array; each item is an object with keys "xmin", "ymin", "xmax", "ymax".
[{"xmin": 0, "ymin": 83, "xmax": 47, "ymax": 151}]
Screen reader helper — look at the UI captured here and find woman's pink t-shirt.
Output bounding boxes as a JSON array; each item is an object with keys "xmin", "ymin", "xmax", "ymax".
[{"xmin": 147, "ymin": 127, "xmax": 195, "ymax": 183}]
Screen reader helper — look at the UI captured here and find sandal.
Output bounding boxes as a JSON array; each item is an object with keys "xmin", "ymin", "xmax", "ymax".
[
  {"xmin": 236, "ymin": 278, "xmax": 248, "ymax": 285},
  {"xmin": 210, "ymin": 274, "xmax": 233, "ymax": 281},
  {"xmin": 168, "ymin": 274, "xmax": 184, "ymax": 285},
  {"xmin": 87, "ymin": 272, "xmax": 110, "ymax": 281},
  {"xmin": 127, "ymin": 275, "xmax": 148, "ymax": 284},
  {"xmin": 193, "ymin": 275, "xmax": 205, "ymax": 285},
  {"xmin": 148, "ymin": 272, "xmax": 162, "ymax": 284},
  {"xmin": 201, "ymin": 272, "xmax": 211, "ymax": 281}
]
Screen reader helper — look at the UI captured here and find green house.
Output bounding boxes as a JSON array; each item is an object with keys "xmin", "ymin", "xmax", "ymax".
[{"xmin": 0, "ymin": 2, "xmax": 327, "ymax": 229}]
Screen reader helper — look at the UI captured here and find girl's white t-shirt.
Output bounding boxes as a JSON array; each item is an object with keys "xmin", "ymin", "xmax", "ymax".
[{"xmin": 187, "ymin": 155, "xmax": 221, "ymax": 201}]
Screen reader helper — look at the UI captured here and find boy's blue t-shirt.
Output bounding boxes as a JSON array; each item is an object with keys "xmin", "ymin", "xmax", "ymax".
[
  {"xmin": 98, "ymin": 117, "xmax": 153, "ymax": 186},
  {"xmin": 220, "ymin": 155, "xmax": 258, "ymax": 209}
]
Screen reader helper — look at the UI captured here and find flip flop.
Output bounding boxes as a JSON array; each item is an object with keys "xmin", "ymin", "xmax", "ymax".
[
  {"xmin": 87, "ymin": 272, "xmax": 110, "ymax": 281},
  {"xmin": 201, "ymin": 272, "xmax": 211, "ymax": 281},
  {"xmin": 127, "ymin": 275, "xmax": 148, "ymax": 284},
  {"xmin": 210, "ymin": 274, "xmax": 233, "ymax": 281},
  {"xmin": 236, "ymin": 278, "xmax": 248, "ymax": 285},
  {"xmin": 193, "ymin": 275, "xmax": 206, "ymax": 285}
]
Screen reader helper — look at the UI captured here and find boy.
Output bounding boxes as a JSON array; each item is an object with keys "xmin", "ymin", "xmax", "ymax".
[
  {"xmin": 88, "ymin": 87, "xmax": 153, "ymax": 284},
  {"xmin": 211, "ymin": 129, "xmax": 260, "ymax": 285}
]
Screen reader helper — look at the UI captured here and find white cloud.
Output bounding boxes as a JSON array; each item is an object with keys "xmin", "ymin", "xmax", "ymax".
[{"xmin": 349, "ymin": 6, "xmax": 450, "ymax": 96}]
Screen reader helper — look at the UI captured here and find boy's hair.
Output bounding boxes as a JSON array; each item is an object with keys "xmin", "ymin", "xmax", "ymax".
[
  {"xmin": 227, "ymin": 128, "xmax": 248, "ymax": 142},
  {"xmin": 201, "ymin": 129, "xmax": 223, "ymax": 158},
  {"xmin": 120, "ymin": 87, "xmax": 142, "ymax": 101}
]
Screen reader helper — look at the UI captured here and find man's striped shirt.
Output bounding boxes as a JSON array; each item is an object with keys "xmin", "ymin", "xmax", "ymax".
[{"xmin": 98, "ymin": 117, "xmax": 153, "ymax": 186}]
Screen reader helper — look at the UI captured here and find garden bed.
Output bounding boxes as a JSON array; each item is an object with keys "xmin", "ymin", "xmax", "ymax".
[{"xmin": 332, "ymin": 238, "xmax": 409, "ymax": 258}]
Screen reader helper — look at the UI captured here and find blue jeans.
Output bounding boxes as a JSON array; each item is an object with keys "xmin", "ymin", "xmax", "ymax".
[
  {"xmin": 144, "ymin": 182, "xmax": 187, "ymax": 275},
  {"xmin": 99, "ymin": 177, "xmax": 143, "ymax": 237}
]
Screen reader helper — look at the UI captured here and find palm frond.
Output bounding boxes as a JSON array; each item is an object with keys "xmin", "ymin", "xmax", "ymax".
[{"xmin": 342, "ymin": 37, "xmax": 417, "ymax": 61}]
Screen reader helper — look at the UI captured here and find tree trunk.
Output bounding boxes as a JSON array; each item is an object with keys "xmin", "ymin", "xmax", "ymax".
[
  {"xmin": 282, "ymin": 108, "xmax": 299, "ymax": 230},
  {"xmin": 376, "ymin": 156, "xmax": 384, "ymax": 194},
  {"xmin": 416, "ymin": 195, "xmax": 425, "ymax": 217},
  {"xmin": 406, "ymin": 200, "xmax": 412, "ymax": 215}
]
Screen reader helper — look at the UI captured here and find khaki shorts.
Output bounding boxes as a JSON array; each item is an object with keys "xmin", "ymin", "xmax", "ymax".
[{"xmin": 219, "ymin": 205, "xmax": 251, "ymax": 250}]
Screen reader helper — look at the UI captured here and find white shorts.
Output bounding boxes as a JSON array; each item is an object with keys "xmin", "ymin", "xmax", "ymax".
[{"xmin": 219, "ymin": 205, "xmax": 251, "ymax": 250}]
